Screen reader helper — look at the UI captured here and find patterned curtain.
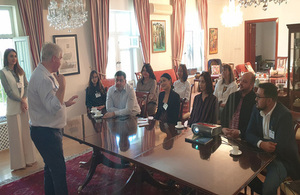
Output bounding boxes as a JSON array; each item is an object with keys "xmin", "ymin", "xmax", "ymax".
[
  {"xmin": 133, "ymin": 0, "xmax": 151, "ymax": 64},
  {"xmin": 171, "ymin": 0, "xmax": 186, "ymax": 74},
  {"xmin": 17, "ymin": 0, "xmax": 44, "ymax": 68},
  {"xmin": 90, "ymin": 0, "xmax": 109, "ymax": 79},
  {"xmin": 196, "ymin": 0, "xmax": 208, "ymax": 71}
]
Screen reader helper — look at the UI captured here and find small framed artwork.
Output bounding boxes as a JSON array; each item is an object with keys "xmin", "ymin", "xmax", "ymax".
[
  {"xmin": 209, "ymin": 28, "xmax": 218, "ymax": 54},
  {"xmin": 151, "ymin": 20, "xmax": 166, "ymax": 53},
  {"xmin": 53, "ymin": 34, "xmax": 80, "ymax": 76}
]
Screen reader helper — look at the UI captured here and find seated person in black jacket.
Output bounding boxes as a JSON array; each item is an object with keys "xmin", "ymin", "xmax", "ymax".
[
  {"xmin": 85, "ymin": 70, "xmax": 106, "ymax": 111},
  {"xmin": 221, "ymin": 72, "xmax": 256, "ymax": 139},
  {"xmin": 155, "ymin": 73, "xmax": 180, "ymax": 125}
]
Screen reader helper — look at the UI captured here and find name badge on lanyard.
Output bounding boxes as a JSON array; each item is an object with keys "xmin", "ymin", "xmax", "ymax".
[
  {"xmin": 17, "ymin": 82, "xmax": 23, "ymax": 89},
  {"xmin": 95, "ymin": 92, "xmax": 101, "ymax": 98},
  {"xmin": 163, "ymin": 103, "xmax": 168, "ymax": 110},
  {"xmin": 269, "ymin": 129, "xmax": 275, "ymax": 139}
]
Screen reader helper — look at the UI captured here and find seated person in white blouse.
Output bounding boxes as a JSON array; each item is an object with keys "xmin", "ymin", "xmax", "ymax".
[
  {"xmin": 173, "ymin": 64, "xmax": 191, "ymax": 112},
  {"xmin": 213, "ymin": 64, "xmax": 238, "ymax": 107}
]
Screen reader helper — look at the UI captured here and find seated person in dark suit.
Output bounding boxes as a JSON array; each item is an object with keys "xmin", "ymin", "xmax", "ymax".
[
  {"xmin": 246, "ymin": 83, "xmax": 300, "ymax": 195},
  {"xmin": 221, "ymin": 72, "xmax": 256, "ymax": 139},
  {"xmin": 188, "ymin": 71, "xmax": 218, "ymax": 126},
  {"xmin": 155, "ymin": 73, "xmax": 180, "ymax": 125},
  {"xmin": 85, "ymin": 70, "xmax": 106, "ymax": 111}
]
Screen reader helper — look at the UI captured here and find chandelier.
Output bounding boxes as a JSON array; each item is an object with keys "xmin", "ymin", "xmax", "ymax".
[
  {"xmin": 221, "ymin": 0, "xmax": 243, "ymax": 28},
  {"xmin": 47, "ymin": 0, "xmax": 88, "ymax": 31},
  {"xmin": 238, "ymin": 0, "xmax": 288, "ymax": 11}
]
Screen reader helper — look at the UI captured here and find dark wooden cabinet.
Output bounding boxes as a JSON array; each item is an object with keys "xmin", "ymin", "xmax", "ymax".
[{"xmin": 287, "ymin": 24, "xmax": 300, "ymax": 110}]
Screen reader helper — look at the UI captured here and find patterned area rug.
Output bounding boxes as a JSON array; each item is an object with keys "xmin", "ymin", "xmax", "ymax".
[{"xmin": 0, "ymin": 151, "xmax": 178, "ymax": 195}]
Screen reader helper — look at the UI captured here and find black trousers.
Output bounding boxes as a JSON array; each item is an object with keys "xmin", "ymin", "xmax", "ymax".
[{"xmin": 30, "ymin": 126, "xmax": 68, "ymax": 195}]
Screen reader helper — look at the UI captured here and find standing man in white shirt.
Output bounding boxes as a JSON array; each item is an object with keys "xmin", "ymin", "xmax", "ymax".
[
  {"xmin": 103, "ymin": 70, "xmax": 140, "ymax": 118},
  {"xmin": 28, "ymin": 43, "xmax": 78, "ymax": 195}
]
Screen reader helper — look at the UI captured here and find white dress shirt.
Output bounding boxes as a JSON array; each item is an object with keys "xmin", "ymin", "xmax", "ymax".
[
  {"xmin": 173, "ymin": 80, "xmax": 191, "ymax": 101},
  {"xmin": 213, "ymin": 79, "xmax": 238, "ymax": 104},
  {"xmin": 257, "ymin": 102, "xmax": 277, "ymax": 148},
  {"xmin": 106, "ymin": 83, "xmax": 141, "ymax": 116},
  {"xmin": 28, "ymin": 63, "xmax": 66, "ymax": 129}
]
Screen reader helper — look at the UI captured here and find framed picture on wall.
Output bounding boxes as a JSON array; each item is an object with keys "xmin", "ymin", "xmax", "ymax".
[
  {"xmin": 209, "ymin": 28, "xmax": 218, "ymax": 54},
  {"xmin": 53, "ymin": 34, "xmax": 80, "ymax": 76},
  {"xmin": 151, "ymin": 20, "xmax": 166, "ymax": 53}
]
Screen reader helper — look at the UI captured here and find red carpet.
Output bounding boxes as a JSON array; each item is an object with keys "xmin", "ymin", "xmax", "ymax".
[{"xmin": 0, "ymin": 151, "xmax": 176, "ymax": 195}]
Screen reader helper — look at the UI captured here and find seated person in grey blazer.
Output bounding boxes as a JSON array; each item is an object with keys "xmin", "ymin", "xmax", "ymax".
[{"xmin": 246, "ymin": 83, "xmax": 300, "ymax": 195}]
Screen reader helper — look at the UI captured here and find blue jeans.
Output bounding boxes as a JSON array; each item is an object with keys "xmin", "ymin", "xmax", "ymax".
[
  {"xmin": 263, "ymin": 159, "xmax": 287, "ymax": 195},
  {"xmin": 249, "ymin": 159, "xmax": 287, "ymax": 195},
  {"xmin": 30, "ymin": 126, "xmax": 68, "ymax": 195}
]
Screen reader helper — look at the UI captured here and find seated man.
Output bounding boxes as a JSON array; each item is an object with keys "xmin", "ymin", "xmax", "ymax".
[
  {"xmin": 221, "ymin": 72, "xmax": 256, "ymax": 139},
  {"xmin": 246, "ymin": 83, "xmax": 300, "ymax": 194},
  {"xmin": 103, "ymin": 70, "xmax": 140, "ymax": 118}
]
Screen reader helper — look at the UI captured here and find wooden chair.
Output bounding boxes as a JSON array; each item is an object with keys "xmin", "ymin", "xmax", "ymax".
[
  {"xmin": 135, "ymin": 91, "xmax": 150, "ymax": 118},
  {"xmin": 135, "ymin": 72, "xmax": 142, "ymax": 81},
  {"xmin": 279, "ymin": 110, "xmax": 300, "ymax": 195},
  {"xmin": 276, "ymin": 57, "xmax": 288, "ymax": 71},
  {"xmin": 178, "ymin": 98, "xmax": 186, "ymax": 121}
]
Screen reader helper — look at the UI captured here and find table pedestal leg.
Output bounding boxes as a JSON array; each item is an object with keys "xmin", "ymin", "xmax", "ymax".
[
  {"xmin": 115, "ymin": 165, "xmax": 174, "ymax": 194},
  {"xmin": 78, "ymin": 147, "xmax": 130, "ymax": 192}
]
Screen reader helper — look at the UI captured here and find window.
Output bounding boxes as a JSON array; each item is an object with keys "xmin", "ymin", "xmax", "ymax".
[
  {"xmin": 0, "ymin": 6, "xmax": 31, "ymax": 117},
  {"xmin": 107, "ymin": 10, "xmax": 141, "ymax": 81},
  {"xmin": 181, "ymin": 0, "xmax": 204, "ymax": 72}
]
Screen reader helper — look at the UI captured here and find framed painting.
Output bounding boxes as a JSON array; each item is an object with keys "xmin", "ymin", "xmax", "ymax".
[
  {"xmin": 151, "ymin": 20, "xmax": 166, "ymax": 53},
  {"xmin": 53, "ymin": 34, "xmax": 80, "ymax": 76},
  {"xmin": 209, "ymin": 28, "xmax": 218, "ymax": 54}
]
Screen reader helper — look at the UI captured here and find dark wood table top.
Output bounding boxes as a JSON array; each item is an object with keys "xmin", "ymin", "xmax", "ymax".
[
  {"xmin": 134, "ymin": 135, "xmax": 275, "ymax": 195},
  {"xmin": 63, "ymin": 114, "xmax": 191, "ymax": 160},
  {"xmin": 63, "ymin": 114, "xmax": 275, "ymax": 194}
]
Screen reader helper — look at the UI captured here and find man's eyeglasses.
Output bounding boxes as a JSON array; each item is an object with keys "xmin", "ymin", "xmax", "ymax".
[{"xmin": 255, "ymin": 94, "xmax": 268, "ymax": 99}]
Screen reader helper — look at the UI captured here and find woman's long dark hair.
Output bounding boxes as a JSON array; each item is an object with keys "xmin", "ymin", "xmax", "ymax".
[
  {"xmin": 179, "ymin": 64, "xmax": 188, "ymax": 82},
  {"xmin": 222, "ymin": 64, "xmax": 235, "ymax": 84},
  {"xmin": 200, "ymin": 71, "xmax": 213, "ymax": 95},
  {"xmin": 87, "ymin": 70, "xmax": 105, "ymax": 94},
  {"xmin": 141, "ymin": 63, "xmax": 156, "ymax": 84},
  {"xmin": 4, "ymin": 48, "xmax": 24, "ymax": 76}
]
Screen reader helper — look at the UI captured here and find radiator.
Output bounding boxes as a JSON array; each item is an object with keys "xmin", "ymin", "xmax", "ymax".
[{"xmin": 0, "ymin": 122, "xmax": 9, "ymax": 151}]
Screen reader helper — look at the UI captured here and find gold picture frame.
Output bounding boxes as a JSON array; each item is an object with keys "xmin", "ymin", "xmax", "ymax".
[
  {"xmin": 151, "ymin": 20, "xmax": 166, "ymax": 53},
  {"xmin": 209, "ymin": 28, "xmax": 218, "ymax": 54}
]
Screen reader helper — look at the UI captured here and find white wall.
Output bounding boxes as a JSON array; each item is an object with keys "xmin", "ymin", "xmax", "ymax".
[
  {"xmin": 149, "ymin": 0, "xmax": 172, "ymax": 71},
  {"xmin": 208, "ymin": 0, "xmax": 300, "ymax": 65},
  {"xmin": 42, "ymin": 4, "xmax": 94, "ymax": 118},
  {"xmin": 256, "ymin": 22, "xmax": 276, "ymax": 60}
]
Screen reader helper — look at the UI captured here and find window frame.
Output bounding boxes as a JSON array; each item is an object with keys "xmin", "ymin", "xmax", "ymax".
[{"xmin": 0, "ymin": 6, "xmax": 17, "ymax": 38}]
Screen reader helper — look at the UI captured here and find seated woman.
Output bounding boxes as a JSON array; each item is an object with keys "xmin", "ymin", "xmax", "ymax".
[
  {"xmin": 155, "ymin": 73, "xmax": 180, "ymax": 125},
  {"xmin": 85, "ymin": 70, "xmax": 106, "ymax": 112},
  {"xmin": 188, "ymin": 72, "xmax": 218, "ymax": 126},
  {"xmin": 81, "ymin": 70, "xmax": 107, "ymax": 168},
  {"xmin": 213, "ymin": 64, "xmax": 238, "ymax": 107},
  {"xmin": 136, "ymin": 63, "xmax": 158, "ymax": 116},
  {"xmin": 173, "ymin": 64, "xmax": 191, "ymax": 115}
]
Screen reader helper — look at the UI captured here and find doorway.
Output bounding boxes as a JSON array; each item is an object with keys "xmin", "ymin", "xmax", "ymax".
[{"xmin": 245, "ymin": 18, "xmax": 278, "ymax": 71}]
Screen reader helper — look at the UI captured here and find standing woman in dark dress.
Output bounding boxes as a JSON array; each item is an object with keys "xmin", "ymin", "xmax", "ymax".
[
  {"xmin": 85, "ymin": 70, "xmax": 106, "ymax": 111},
  {"xmin": 155, "ymin": 73, "xmax": 180, "ymax": 125},
  {"xmin": 188, "ymin": 72, "xmax": 218, "ymax": 126}
]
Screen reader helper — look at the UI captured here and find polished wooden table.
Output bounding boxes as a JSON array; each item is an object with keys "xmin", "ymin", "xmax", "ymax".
[{"xmin": 63, "ymin": 114, "xmax": 275, "ymax": 194}]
